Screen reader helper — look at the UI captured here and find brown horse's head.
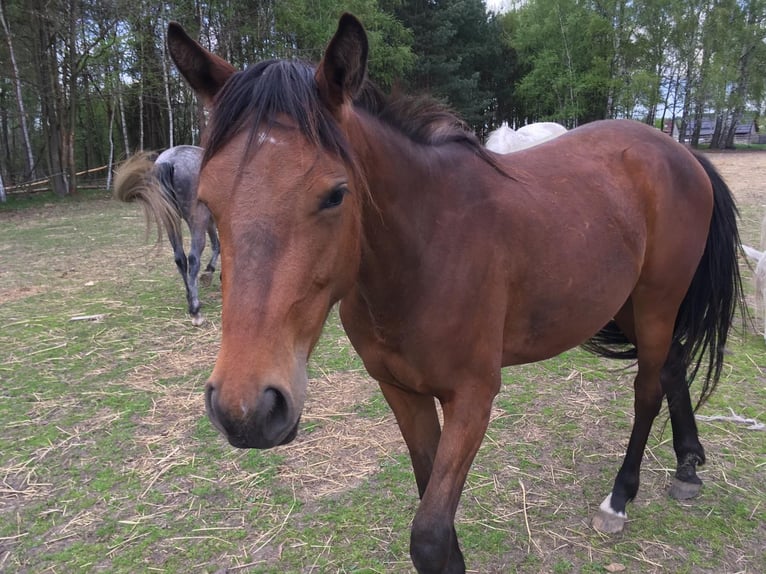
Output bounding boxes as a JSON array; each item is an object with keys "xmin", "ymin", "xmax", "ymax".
[{"xmin": 166, "ymin": 15, "xmax": 369, "ymax": 448}]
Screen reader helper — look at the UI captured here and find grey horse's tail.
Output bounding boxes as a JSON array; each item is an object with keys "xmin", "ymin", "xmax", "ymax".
[{"xmin": 114, "ymin": 152, "xmax": 182, "ymax": 240}]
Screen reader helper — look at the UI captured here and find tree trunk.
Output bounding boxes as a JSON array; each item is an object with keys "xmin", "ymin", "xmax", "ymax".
[
  {"xmin": 725, "ymin": 109, "xmax": 742, "ymax": 149},
  {"xmin": 678, "ymin": 60, "xmax": 695, "ymax": 145},
  {"xmin": 139, "ymin": 50, "xmax": 145, "ymax": 150},
  {"xmin": 65, "ymin": 0, "xmax": 78, "ymax": 195},
  {"xmin": 691, "ymin": 99, "xmax": 705, "ymax": 147},
  {"xmin": 107, "ymin": 94, "xmax": 115, "ymax": 190},
  {"xmin": 710, "ymin": 113, "xmax": 724, "ymax": 149},
  {"xmin": 725, "ymin": 50, "xmax": 752, "ymax": 150},
  {"xmin": 83, "ymin": 77, "xmax": 99, "ymax": 169},
  {"xmin": 0, "ymin": 84, "xmax": 10, "ymax": 172},
  {"xmin": 34, "ymin": 2, "xmax": 68, "ymax": 196},
  {"xmin": 161, "ymin": 3, "xmax": 174, "ymax": 148},
  {"xmin": 724, "ymin": 7, "xmax": 758, "ymax": 149},
  {"xmin": 118, "ymin": 83, "xmax": 130, "ymax": 155},
  {"xmin": 0, "ymin": 0, "xmax": 36, "ymax": 180}
]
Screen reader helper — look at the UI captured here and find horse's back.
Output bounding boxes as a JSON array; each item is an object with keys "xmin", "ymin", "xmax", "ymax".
[
  {"xmin": 496, "ymin": 120, "xmax": 713, "ymax": 251},
  {"xmin": 156, "ymin": 145, "xmax": 204, "ymax": 167},
  {"xmin": 155, "ymin": 145, "xmax": 204, "ymax": 182},
  {"xmin": 507, "ymin": 120, "xmax": 706, "ymax": 191}
]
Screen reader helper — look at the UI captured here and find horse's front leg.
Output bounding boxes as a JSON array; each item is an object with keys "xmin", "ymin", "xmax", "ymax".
[
  {"xmin": 408, "ymin": 386, "xmax": 495, "ymax": 574},
  {"xmin": 378, "ymin": 382, "xmax": 441, "ymax": 498},
  {"xmin": 165, "ymin": 227, "xmax": 194, "ymax": 316}
]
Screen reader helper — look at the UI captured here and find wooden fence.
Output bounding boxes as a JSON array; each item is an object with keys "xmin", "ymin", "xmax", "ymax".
[{"xmin": 3, "ymin": 165, "xmax": 110, "ymax": 196}]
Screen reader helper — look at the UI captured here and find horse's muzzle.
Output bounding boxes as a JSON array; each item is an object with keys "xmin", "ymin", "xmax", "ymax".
[{"xmin": 205, "ymin": 383, "xmax": 300, "ymax": 449}]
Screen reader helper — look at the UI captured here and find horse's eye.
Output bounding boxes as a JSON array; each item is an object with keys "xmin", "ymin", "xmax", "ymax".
[{"xmin": 320, "ymin": 185, "xmax": 347, "ymax": 210}]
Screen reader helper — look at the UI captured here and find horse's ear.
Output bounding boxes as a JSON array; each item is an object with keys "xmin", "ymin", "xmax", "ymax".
[
  {"xmin": 316, "ymin": 13, "xmax": 368, "ymax": 115},
  {"xmin": 167, "ymin": 22, "xmax": 236, "ymax": 105}
]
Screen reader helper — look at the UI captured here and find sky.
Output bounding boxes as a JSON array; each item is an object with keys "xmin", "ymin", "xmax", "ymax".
[{"xmin": 485, "ymin": 0, "xmax": 511, "ymax": 13}]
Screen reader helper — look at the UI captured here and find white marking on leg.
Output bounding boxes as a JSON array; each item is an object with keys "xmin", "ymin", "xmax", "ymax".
[{"xmin": 599, "ymin": 493, "xmax": 627, "ymax": 518}]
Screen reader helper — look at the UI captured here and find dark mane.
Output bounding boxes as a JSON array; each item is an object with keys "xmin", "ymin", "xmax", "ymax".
[
  {"xmin": 355, "ymin": 82, "xmax": 471, "ymax": 146},
  {"xmin": 202, "ymin": 59, "xmax": 354, "ymax": 168},
  {"xmin": 203, "ymin": 59, "xmax": 502, "ymax": 174},
  {"xmin": 354, "ymin": 81, "xmax": 504, "ymax": 171}
]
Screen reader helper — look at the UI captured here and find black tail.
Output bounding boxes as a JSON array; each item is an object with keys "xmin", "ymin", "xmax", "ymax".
[
  {"xmin": 680, "ymin": 152, "xmax": 745, "ymax": 405},
  {"xmin": 583, "ymin": 152, "xmax": 745, "ymax": 409}
]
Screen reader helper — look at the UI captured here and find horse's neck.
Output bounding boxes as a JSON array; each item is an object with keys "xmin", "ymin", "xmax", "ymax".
[
  {"xmin": 349, "ymin": 113, "xmax": 500, "ymax": 303},
  {"xmin": 352, "ymin": 114, "xmax": 462, "ymax": 232},
  {"xmin": 349, "ymin": 115, "xmax": 455, "ymax": 281}
]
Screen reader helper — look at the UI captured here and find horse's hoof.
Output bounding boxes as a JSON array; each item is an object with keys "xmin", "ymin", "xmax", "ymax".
[
  {"xmin": 200, "ymin": 272, "xmax": 213, "ymax": 288},
  {"xmin": 592, "ymin": 509, "xmax": 626, "ymax": 534},
  {"xmin": 191, "ymin": 314, "xmax": 205, "ymax": 327},
  {"xmin": 668, "ymin": 477, "xmax": 702, "ymax": 500}
]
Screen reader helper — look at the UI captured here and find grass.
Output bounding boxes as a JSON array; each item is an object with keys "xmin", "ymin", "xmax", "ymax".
[{"xmin": 2, "ymin": 153, "xmax": 765, "ymax": 573}]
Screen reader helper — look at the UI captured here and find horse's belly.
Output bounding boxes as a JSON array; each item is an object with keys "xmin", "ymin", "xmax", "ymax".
[
  {"xmin": 500, "ymin": 264, "xmax": 638, "ymax": 366},
  {"xmin": 501, "ymin": 309, "xmax": 618, "ymax": 365}
]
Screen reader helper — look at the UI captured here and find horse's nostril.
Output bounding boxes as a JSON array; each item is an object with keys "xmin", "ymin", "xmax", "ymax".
[
  {"xmin": 203, "ymin": 382, "xmax": 296, "ymax": 448},
  {"xmin": 260, "ymin": 387, "xmax": 289, "ymax": 426},
  {"xmin": 205, "ymin": 383, "xmax": 216, "ymax": 408},
  {"xmin": 204, "ymin": 383, "xmax": 223, "ymax": 430}
]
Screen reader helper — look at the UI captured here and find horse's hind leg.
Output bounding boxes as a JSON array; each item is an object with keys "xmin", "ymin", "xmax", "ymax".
[
  {"xmin": 661, "ymin": 341, "xmax": 705, "ymax": 500},
  {"xmin": 593, "ymin": 304, "xmax": 674, "ymax": 534},
  {"xmin": 186, "ymin": 204, "xmax": 209, "ymax": 326},
  {"xmin": 200, "ymin": 208, "xmax": 219, "ymax": 288},
  {"xmin": 167, "ymin": 228, "xmax": 195, "ymax": 318},
  {"xmin": 189, "ymin": 223, "xmax": 205, "ymax": 327}
]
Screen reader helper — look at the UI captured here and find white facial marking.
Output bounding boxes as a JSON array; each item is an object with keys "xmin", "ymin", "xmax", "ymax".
[
  {"xmin": 599, "ymin": 493, "xmax": 627, "ymax": 518},
  {"xmin": 257, "ymin": 132, "xmax": 284, "ymax": 146}
]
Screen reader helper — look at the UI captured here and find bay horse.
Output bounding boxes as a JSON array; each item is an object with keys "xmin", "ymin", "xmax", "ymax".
[
  {"xmin": 485, "ymin": 120, "xmax": 567, "ymax": 153},
  {"xmin": 114, "ymin": 145, "xmax": 219, "ymax": 326},
  {"xmin": 165, "ymin": 14, "xmax": 744, "ymax": 573}
]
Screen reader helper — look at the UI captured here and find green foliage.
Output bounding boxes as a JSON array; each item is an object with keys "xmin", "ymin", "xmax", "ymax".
[
  {"xmin": 2, "ymin": 0, "xmax": 766, "ymax": 188},
  {"xmin": 508, "ymin": 0, "xmax": 616, "ymax": 123},
  {"xmin": 394, "ymin": 0, "xmax": 501, "ymax": 128},
  {"xmin": 274, "ymin": 0, "xmax": 414, "ymax": 88}
]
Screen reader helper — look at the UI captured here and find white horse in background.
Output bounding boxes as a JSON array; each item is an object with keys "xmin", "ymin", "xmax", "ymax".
[
  {"xmin": 486, "ymin": 121, "xmax": 568, "ymax": 153},
  {"xmin": 743, "ymin": 211, "xmax": 766, "ymax": 342}
]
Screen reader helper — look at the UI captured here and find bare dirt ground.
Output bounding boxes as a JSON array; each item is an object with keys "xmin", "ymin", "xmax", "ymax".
[{"xmin": 707, "ymin": 151, "xmax": 765, "ymax": 244}]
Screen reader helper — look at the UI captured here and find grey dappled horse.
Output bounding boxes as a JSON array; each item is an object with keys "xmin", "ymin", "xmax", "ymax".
[{"xmin": 114, "ymin": 145, "xmax": 219, "ymax": 325}]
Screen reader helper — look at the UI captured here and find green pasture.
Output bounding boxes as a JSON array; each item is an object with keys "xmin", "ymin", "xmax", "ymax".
[{"xmin": 1, "ymin": 158, "xmax": 764, "ymax": 573}]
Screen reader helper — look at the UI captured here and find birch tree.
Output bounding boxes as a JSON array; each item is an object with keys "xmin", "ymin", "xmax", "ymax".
[{"xmin": 0, "ymin": 0, "xmax": 35, "ymax": 179}]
